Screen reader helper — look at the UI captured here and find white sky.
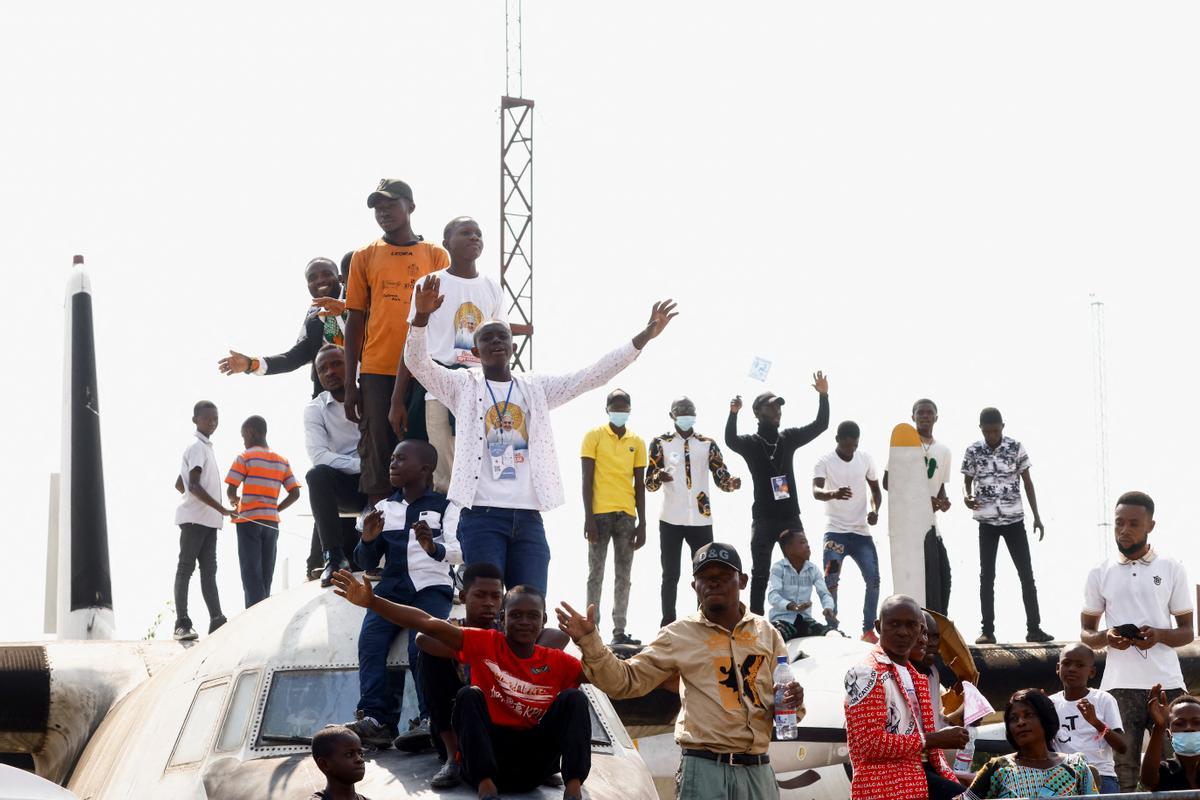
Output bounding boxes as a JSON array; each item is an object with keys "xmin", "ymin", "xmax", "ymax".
[{"xmin": 3, "ymin": 2, "xmax": 1199, "ymax": 643}]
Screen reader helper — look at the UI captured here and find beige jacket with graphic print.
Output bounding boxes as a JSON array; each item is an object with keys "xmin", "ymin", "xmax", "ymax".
[{"xmin": 577, "ymin": 606, "xmax": 798, "ymax": 754}]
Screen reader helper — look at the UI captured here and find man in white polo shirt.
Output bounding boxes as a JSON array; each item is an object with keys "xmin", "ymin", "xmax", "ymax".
[{"xmin": 1080, "ymin": 490, "xmax": 1195, "ymax": 792}]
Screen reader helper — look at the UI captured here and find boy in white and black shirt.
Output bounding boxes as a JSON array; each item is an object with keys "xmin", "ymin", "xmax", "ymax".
[
  {"xmin": 1050, "ymin": 643, "xmax": 1126, "ymax": 794},
  {"xmin": 961, "ymin": 407, "xmax": 1052, "ymax": 644}
]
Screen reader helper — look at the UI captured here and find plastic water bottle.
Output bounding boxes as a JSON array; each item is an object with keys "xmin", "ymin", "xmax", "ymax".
[
  {"xmin": 773, "ymin": 656, "xmax": 797, "ymax": 740},
  {"xmin": 953, "ymin": 736, "xmax": 976, "ymax": 779}
]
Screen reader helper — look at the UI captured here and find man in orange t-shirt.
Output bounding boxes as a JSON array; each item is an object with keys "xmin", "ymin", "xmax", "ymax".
[{"xmin": 344, "ymin": 179, "xmax": 448, "ymax": 503}]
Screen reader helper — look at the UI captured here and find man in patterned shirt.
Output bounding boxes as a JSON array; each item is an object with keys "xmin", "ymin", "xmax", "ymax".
[
  {"xmin": 646, "ymin": 396, "xmax": 742, "ymax": 627},
  {"xmin": 961, "ymin": 407, "xmax": 1052, "ymax": 644}
]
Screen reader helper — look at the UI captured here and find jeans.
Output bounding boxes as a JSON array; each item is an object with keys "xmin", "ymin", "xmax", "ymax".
[
  {"xmin": 453, "ymin": 685, "xmax": 591, "ymax": 793},
  {"xmin": 749, "ymin": 516, "xmax": 802, "ymax": 615},
  {"xmin": 1098, "ymin": 775, "xmax": 1120, "ymax": 794},
  {"xmin": 306, "ymin": 465, "xmax": 366, "ymax": 562},
  {"xmin": 587, "ymin": 511, "xmax": 636, "ymax": 636},
  {"xmin": 659, "ymin": 521, "xmax": 713, "ymax": 626},
  {"xmin": 924, "ymin": 527, "xmax": 951, "ymax": 615},
  {"xmin": 822, "ymin": 531, "xmax": 881, "ymax": 633},
  {"xmin": 459, "ymin": 506, "xmax": 550, "ymax": 593},
  {"xmin": 236, "ymin": 521, "xmax": 278, "ymax": 608},
  {"xmin": 1111, "ymin": 686, "xmax": 1185, "ymax": 791},
  {"xmin": 357, "ymin": 583, "xmax": 454, "ymax": 728},
  {"xmin": 174, "ymin": 523, "xmax": 222, "ymax": 627},
  {"xmin": 978, "ymin": 520, "xmax": 1041, "ymax": 635}
]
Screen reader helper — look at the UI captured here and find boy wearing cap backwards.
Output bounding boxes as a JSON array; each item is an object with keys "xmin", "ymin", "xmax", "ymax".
[
  {"xmin": 961, "ymin": 406, "xmax": 1052, "ymax": 644},
  {"xmin": 558, "ymin": 543, "xmax": 804, "ymax": 800},
  {"xmin": 343, "ymin": 179, "xmax": 449, "ymax": 506},
  {"xmin": 725, "ymin": 372, "xmax": 830, "ymax": 615}
]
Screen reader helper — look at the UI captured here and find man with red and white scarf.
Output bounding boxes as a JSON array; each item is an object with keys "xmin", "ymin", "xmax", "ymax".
[{"xmin": 844, "ymin": 594, "xmax": 969, "ymax": 800}]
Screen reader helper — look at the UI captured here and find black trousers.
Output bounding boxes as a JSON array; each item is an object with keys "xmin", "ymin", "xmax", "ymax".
[
  {"xmin": 174, "ymin": 523, "xmax": 222, "ymax": 626},
  {"xmin": 659, "ymin": 521, "xmax": 714, "ymax": 626},
  {"xmin": 924, "ymin": 527, "xmax": 951, "ymax": 616},
  {"xmin": 749, "ymin": 516, "xmax": 802, "ymax": 615},
  {"xmin": 923, "ymin": 762, "xmax": 967, "ymax": 799},
  {"xmin": 418, "ymin": 651, "xmax": 463, "ymax": 761},
  {"xmin": 452, "ymin": 685, "xmax": 591, "ymax": 792},
  {"xmin": 306, "ymin": 465, "xmax": 366, "ymax": 560},
  {"xmin": 979, "ymin": 520, "xmax": 1040, "ymax": 635}
]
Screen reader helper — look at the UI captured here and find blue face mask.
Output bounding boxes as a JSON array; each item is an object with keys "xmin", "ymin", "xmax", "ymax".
[
  {"xmin": 674, "ymin": 415, "xmax": 696, "ymax": 431},
  {"xmin": 608, "ymin": 411, "xmax": 630, "ymax": 427},
  {"xmin": 1172, "ymin": 731, "xmax": 1200, "ymax": 756}
]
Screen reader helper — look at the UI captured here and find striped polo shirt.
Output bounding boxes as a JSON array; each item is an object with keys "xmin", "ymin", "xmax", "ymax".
[{"xmin": 224, "ymin": 446, "xmax": 300, "ymax": 523}]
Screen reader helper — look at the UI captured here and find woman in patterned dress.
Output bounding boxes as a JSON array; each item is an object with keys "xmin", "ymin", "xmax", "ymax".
[{"xmin": 967, "ymin": 689, "xmax": 1097, "ymax": 797}]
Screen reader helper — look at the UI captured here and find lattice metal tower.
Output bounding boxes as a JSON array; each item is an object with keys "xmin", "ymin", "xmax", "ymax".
[
  {"xmin": 501, "ymin": 0, "xmax": 534, "ymax": 370},
  {"xmin": 1090, "ymin": 295, "xmax": 1111, "ymax": 559}
]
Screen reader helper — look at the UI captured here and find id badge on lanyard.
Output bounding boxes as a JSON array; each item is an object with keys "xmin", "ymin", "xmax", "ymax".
[
  {"xmin": 487, "ymin": 381, "xmax": 518, "ymax": 481},
  {"xmin": 771, "ymin": 475, "xmax": 791, "ymax": 500}
]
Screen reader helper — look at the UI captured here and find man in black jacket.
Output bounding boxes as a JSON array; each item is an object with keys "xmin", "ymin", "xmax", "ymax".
[{"xmin": 725, "ymin": 372, "xmax": 830, "ymax": 614}]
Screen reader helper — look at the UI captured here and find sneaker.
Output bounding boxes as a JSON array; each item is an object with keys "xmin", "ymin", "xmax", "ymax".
[
  {"xmin": 610, "ymin": 633, "xmax": 641, "ymax": 647},
  {"xmin": 209, "ymin": 615, "xmax": 227, "ymax": 634},
  {"xmin": 975, "ymin": 632, "xmax": 997, "ymax": 645},
  {"xmin": 430, "ymin": 760, "xmax": 462, "ymax": 789},
  {"xmin": 365, "ymin": 568, "xmax": 383, "ymax": 583},
  {"xmin": 173, "ymin": 626, "xmax": 198, "ymax": 641},
  {"xmin": 1026, "ymin": 628, "xmax": 1055, "ymax": 644},
  {"xmin": 307, "ymin": 567, "xmax": 323, "ymax": 581},
  {"xmin": 345, "ymin": 713, "xmax": 395, "ymax": 749},
  {"xmin": 392, "ymin": 717, "xmax": 433, "ymax": 753},
  {"xmin": 860, "ymin": 629, "xmax": 879, "ymax": 644}
]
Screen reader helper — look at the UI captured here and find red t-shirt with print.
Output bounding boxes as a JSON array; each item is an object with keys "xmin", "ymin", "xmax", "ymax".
[{"xmin": 456, "ymin": 627, "xmax": 582, "ymax": 729}]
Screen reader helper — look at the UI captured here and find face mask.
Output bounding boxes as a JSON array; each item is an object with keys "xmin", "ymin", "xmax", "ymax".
[
  {"xmin": 674, "ymin": 415, "xmax": 696, "ymax": 431},
  {"xmin": 1172, "ymin": 731, "xmax": 1200, "ymax": 756},
  {"xmin": 608, "ymin": 412, "xmax": 630, "ymax": 427}
]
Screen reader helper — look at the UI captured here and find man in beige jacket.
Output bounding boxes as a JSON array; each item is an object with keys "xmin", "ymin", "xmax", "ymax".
[{"xmin": 557, "ymin": 543, "xmax": 803, "ymax": 800}]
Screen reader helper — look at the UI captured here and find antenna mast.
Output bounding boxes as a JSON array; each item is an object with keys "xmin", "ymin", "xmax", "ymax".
[
  {"xmin": 501, "ymin": 0, "xmax": 534, "ymax": 370},
  {"xmin": 1090, "ymin": 295, "xmax": 1111, "ymax": 559}
]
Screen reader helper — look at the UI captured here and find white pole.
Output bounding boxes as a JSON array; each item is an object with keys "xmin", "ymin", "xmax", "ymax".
[{"xmin": 1090, "ymin": 295, "xmax": 1111, "ymax": 561}]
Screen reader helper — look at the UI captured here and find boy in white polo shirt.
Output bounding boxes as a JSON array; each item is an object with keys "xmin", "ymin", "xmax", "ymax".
[
  {"xmin": 1080, "ymin": 490, "xmax": 1195, "ymax": 792},
  {"xmin": 812, "ymin": 421, "xmax": 882, "ymax": 642}
]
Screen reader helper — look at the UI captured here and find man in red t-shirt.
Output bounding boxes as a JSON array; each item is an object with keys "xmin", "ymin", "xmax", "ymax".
[{"xmin": 332, "ymin": 570, "xmax": 590, "ymax": 799}]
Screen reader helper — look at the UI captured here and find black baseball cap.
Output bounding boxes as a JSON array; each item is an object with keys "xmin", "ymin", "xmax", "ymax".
[
  {"xmin": 692, "ymin": 542, "xmax": 743, "ymax": 575},
  {"xmin": 751, "ymin": 392, "xmax": 785, "ymax": 413},
  {"xmin": 367, "ymin": 178, "xmax": 414, "ymax": 208}
]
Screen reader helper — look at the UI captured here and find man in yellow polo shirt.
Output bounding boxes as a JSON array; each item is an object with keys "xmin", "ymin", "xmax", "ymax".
[{"xmin": 581, "ymin": 389, "xmax": 648, "ymax": 646}]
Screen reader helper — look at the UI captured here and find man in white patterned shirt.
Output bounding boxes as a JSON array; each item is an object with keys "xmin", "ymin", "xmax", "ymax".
[
  {"xmin": 647, "ymin": 396, "xmax": 742, "ymax": 627},
  {"xmin": 405, "ymin": 275, "xmax": 677, "ymax": 593},
  {"xmin": 961, "ymin": 407, "xmax": 1051, "ymax": 644}
]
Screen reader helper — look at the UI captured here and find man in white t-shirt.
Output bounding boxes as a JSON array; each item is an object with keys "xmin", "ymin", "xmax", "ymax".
[
  {"xmin": 1080, "ymin": 490, "xmax": 1195, "ymax": 792},
  {"xmin": 883, "ymin": 398, "xmax": 953, "ymax": 615},
  {"xmin": 390, "ymin": 217, "xmax": 522, "ymax": 493},
  {"xmin": 1050, "ymin": 643, "xmax": 1126, "ymax": 794},
  {"xmin": 404, "ymin": 275, "xmax": 677, "ymax": 593},
  {"xmin": 812, "ymin": 420, "xmax": 882, "ymax": 642}
]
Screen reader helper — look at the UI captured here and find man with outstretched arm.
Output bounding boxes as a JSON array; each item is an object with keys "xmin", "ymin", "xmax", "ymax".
[
  {"xmin": 725, "ymin": 374, "xmax": 830, "ymax": 615},
  {"xmin": 404, "ymin": 274, "xmax": 677, "ymax": 592},
  {"xmin": 332, "ymin": 571, "xmax": 590, "ymax": 800},
  {"xmin": 558, "ymin": 543, "xmax": 802, "ymax": 800}
]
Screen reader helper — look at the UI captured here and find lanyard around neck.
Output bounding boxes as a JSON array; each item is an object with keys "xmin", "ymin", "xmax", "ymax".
[{"xmin": 486, "ymin": 380, "xmax": 514, "ymax": 426}]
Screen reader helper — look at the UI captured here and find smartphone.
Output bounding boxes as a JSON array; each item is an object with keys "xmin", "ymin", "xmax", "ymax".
[
  {"xmin": 1113, "ymin": 623, "xmax": 1145, "ymax": 640},
  {"xmin": 418, "ymin": 510, "xmax": 442, "ymax": 529}
]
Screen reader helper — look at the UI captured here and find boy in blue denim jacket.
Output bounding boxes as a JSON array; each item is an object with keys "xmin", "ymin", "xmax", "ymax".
[{"xmin": 345, "ymin": 440, "xmax": 461, "ymax": 747}]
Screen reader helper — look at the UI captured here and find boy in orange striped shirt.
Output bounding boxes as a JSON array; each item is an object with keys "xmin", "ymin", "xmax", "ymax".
[{"xmin": 225, "ymin": 415, "xmax": 301, "ymax": 608}]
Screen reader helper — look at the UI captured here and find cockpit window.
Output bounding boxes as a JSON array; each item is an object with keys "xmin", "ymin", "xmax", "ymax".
[
  {"xmin": 216, "ymin": 670, "xmax": 260, "ymax": 752},
  {"xmin": 168, "ymin": 681, "xmax": 229, "ymax": 767},
  {"xmin": 258, "ymin": 668, "xmax": 360, "ymax": 745}
]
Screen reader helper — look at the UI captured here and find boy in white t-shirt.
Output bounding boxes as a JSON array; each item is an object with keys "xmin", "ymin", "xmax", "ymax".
[
  {"xmin": 812, "ymin": 420, "xmax": 882, "ymax": 642},
  {"xmin": 1050, "ymin": 643, "xmax": 1126, "ymax": 794},
  {"xmin": 392, "ymin": 217, "xmax": 522, "ymax": 493}
]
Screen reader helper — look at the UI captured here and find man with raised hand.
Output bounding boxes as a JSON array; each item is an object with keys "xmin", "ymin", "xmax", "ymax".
[
  {"xmin": 725, "ymin": 374, "xmax": 830, "ymax": 615},
  {"xmin": 558, "ymin": 543, "xmax": 802, "ymax": 800},
  {"xmin": 404, "ymin": 274, "xmax": 676, "ymax": 592}
]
